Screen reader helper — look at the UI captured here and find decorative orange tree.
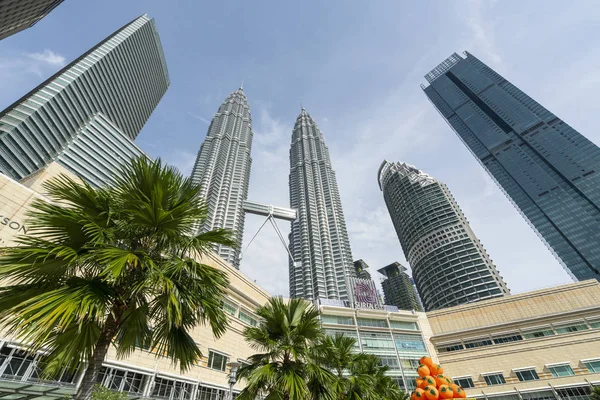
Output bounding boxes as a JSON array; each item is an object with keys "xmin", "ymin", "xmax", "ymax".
[{"xmin": 411, "ymin": 356, "xmax": 467, "ymax": 400}]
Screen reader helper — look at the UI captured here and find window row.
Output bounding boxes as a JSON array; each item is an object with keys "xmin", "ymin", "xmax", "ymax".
[
  {"xmin": 454, "ymin": 359, "xmax": 600, "ymax": 388},
  {"xmin": 437, "ymin": 317, "xmax": 600, "ymax": 352}
]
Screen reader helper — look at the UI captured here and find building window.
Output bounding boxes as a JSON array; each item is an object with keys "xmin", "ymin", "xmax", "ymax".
[
  {"xmin": 378, "ymin": 356, "xmax": 400, "ymax": 370},
  {"xmin": 207, "ymin": 351, "xmax": 228, "ymax": 371},
  {"xmin": 492, "ymin": 334, "xmax": 523, "ymax": 344},
  {"xmin": 238, "ymin": 310, "xmax": 258, "ymax": 327},
  {"xmin": 588, "ymin": 318, "xmax": 600, "ymax": 329},
  {"xmin": 437, "ymin": 343, "xmax": 464, "ymax": 353},
  {"xmin": 547, "ymin": 364, "xmax": 575, "ymax": 377},
  {"xmin": 464, "ymin": 338, "xmax": 493, "ymax": 349},
  {"xmin": 483, "ymin": 373, "xmax": 506, "ymax": 386},
  {"xmin": 554, "ymin": 323, "xmax": 588, "ymax": 334},
  {"xmin": 515, "ymin": 369, "xmax": 539, "ymax": 381},
  {"xmin": 453, "ymin": 377, "xmax": 475, "ymax": 388},
  {"xmin": 321, "ymin": 315, "xmax": 355, "ymax": 325},
  {"xmin": 222, "ymin": 301, "xmax": 237, "ymax": 317},
  {"xmin": 356, "ymin": 318, "xmax": 388, "ymax": 328},
  {"xmin": 389, "ymin": 321, "xmax": 418, "ymax": 330},
  {"xmin": 523, "ymin": 328, "xmax": 554, "ymax": 339},
  {"xmin": 394, "ymin": 334, "xmax": 426, "ymax": 353},
  {"xmin": 583, "ymin": 359, "xmax": 600, "ymax": 373},
  {"xmin": 400, "ymin": 358, "xmax": 421, "ymax": 370}
]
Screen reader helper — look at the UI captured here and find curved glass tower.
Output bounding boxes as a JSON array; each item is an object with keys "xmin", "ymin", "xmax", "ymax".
[
  {"xmin": 190, "ymin": 88, "xmax": 253, "ymax": 269},
  {"xmin": 288, "ymin": 108, "xmax": 354, "ymax": 300},
  {"xmin": 378, "ymin": 160, "xmax": 510, "ymax": 311},
  {"xmin": 423, "ymin": 52, "xmax": 600, "ymax": 282}
]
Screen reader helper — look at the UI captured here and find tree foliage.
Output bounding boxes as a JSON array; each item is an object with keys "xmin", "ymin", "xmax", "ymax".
[{"xmin": 0, "ymin": 157, "xmax": 234, "ymax": 399}]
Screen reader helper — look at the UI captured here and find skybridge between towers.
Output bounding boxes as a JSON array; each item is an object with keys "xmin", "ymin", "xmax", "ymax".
[{"xmin": 239, "ymin": 200, "xmax": 298, "ymax": 264}]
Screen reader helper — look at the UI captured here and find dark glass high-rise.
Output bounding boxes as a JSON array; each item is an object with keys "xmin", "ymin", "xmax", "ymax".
[{"xmin": 422, "ymin": 52, "xmax": 600, "ymax": 282}]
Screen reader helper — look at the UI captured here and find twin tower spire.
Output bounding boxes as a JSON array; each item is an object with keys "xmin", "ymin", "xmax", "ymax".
[{"xmin": 190, "ymin": 88, "xmax": 354, "ymax": 300}]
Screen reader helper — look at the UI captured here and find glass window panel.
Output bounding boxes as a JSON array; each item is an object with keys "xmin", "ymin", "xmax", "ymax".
[
  {"xmin": 321, "ymin": 315, "xmax": 355, "ymax": 325},
  {"xmin": 208, "ymin": 351, "xmax": 228, "ymax": 371},
  {"xmin": 357, "ymin": 318, "xmax": 388, "ymax": 328},
  {"xmin": 554, "ymin": 324, "xmax": 588, "ymax": 334},
  {"xmin": 453, "ymin": 377, "xmax": 475, "ymax": 388},
  {"xmin": 483, "ymin": 373, "xmax": 506, "ymax": 385},
  {"xmin": 584, "ymin": 359, "xmax": 600, "ymax": 373},
  {"xmin": 394, "ymin": 334, "xmax": 427, "ymax": 353},
  {"xmin": 515, "ymin": 369, "xmax": 539, "ymax": 381},
  {"xmin": 389, "ymin": 321, "xmax": 418, "ymax": 330},
  {"xmin": 548, "ymin": 364, "xmax": 575, "ymax": 377},
  {"xmin": 523, "ymin": 329, "xmax": 554, "ymax": 339}
]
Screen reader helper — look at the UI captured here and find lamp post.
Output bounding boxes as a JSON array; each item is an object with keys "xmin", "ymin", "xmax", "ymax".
[{"xmin": 226, "ymin": 362, "xmax": 240, "ymax": 400}]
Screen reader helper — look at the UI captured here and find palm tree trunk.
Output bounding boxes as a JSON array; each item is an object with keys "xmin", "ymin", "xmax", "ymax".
[{"xmin": 74, "ymin": 314, "xmax": 117, "ymax": 400}]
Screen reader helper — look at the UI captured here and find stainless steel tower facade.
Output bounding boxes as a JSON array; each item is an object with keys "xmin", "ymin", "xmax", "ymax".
[
  {"xmin": 288, "ymin": 108, "xmax": 354, "ymax": 300},
  {"xmin": 190, "ymin": 88, "xmax": 253, "ymax": 269},
  {"xmin": 0, "ymin": 15, "xmax": 169, "ymax": 183},
  {"xmin": 378, "ymin": 160, "xmax": 510, "ymax": 311},
  {"xmin": 423, "ymin": 52, "xmax": 600, "ymax": 282}
]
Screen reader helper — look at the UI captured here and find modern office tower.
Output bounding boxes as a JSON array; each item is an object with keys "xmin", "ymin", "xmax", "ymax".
[
  {"xmin": 378, "ymin": 161, "xmax": 510, "ymax": 311},
  {"xmin": 190, "ymin": 88, "xmax": 253, "ymax": 269},
  {"xmin": 422, "ymin": 52, "xmax": 600, "ymax": 282},
  {"xmin": 354, "ymin": 259, "xmax": 372, "ymax": 280},
  {"xmin": 0, "ymin": 15, "xmax": 169, "ymax": 182},
  {"xmin": 377, "ymin": 262, "xmax": 423, "ymax": 311},
  {"xmin": 54, "ymin": 113, "xmax": 146, "ymax": 188},
  {"xmin": 289, "ymin": 108, "xmax": 355, "ymax": 300},
  {"xmin": 0, "ymin": 0, "xmax": 64, "ymax": 41}
]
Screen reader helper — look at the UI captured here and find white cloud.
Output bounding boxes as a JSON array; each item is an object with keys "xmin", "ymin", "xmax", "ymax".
[
  {"xmin": 459, "ymin": 0, "xmax": 503, "ymax": 68},
  {"xmin": 187, "ymin": 112, "xmax": 211, "ymax": 125},
  {"xmin": 26, "ymin": 49, "xmax": 66, "ymax": 67}
]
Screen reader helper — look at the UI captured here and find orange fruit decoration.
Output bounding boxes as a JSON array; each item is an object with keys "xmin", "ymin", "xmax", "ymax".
[
  {"xmin": 419, "ymin": 356, "xmax": 434, "ymax": 369},
  {"xmin": 416, "ymin": 378, "xmax": 425, "ymax": 389},
  {"xmin": 415, "ymin": 388, "xmax": 426, "ymax": 399},
  {"xmin": 451, "ymin": 385, "xmax": 465, "ymax": 399},
  {"xmin": 423, "ymin": 376, "xmax": 436, "ymax": 388},
  {"xmin": 439, "ymin": 385, "xmax": 453, "ymax": 400},
  {"xmin": 425, "ymin": 386, "xmax": 440, "ymax": 400},
  {"xmin": 435, "ymin": 375, "xmax": 451, "ymax": 387},
  {"xmin": 430, "ymin": 363, "xmax": 443, "ymax": 375},
  {"xmin": 411, "ymin": 391, "xmax": 417, "ymax": 400},
  {"xmin": 418, "ymin": 364, "xmax": 431, "ymax": 377}
]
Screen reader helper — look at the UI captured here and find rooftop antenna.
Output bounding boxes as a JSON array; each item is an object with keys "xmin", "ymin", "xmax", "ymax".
[{"xmin": 240, "ymin": 80, "xmax": 244, "ymax": 89}]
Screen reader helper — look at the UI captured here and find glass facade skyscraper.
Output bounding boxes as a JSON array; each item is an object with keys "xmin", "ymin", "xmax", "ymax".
[
  {"xmin": 190, "ymin": 88, "xmax": 253, "ymax": 269},
  {"xmin": 377, "ymin": 262, "xmax": 423, "ymax": 312},
  {"xmin": 0, "ymin": 0, "xmax": 64, "ymax": 41},
  {"xmin": 378, "ymin": 160, "xmax": 510, "ymax": 311},
  {"xmin": 423, "ymin": 52, "xmax": 600, "ymax": 282},
  {"xmin": 289, "ymin": 108, "xmax": 355, "ymax": 300},
  {"xmin": 0, "ymin": 15, "xmax": 169, "ymax": 184}
]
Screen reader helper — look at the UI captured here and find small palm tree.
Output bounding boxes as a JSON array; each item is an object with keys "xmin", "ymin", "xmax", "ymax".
[
  {"xmin": 350, "ymin": 354, "xmax": 405, "ymax": 400},
  {"xmin": 237, "ymin": 297, "xmax": 335, "ymax": 400},
  {"xmin": 0, "ymin": 157, "xmax": 234, "ymax": 400},
  {"xmin": 590, "ymin": 386, "xmax": 600, "ymax": 400},
  {"xmin": 312, "ymin": 335, "xmax": 375, "ymax": 400}
]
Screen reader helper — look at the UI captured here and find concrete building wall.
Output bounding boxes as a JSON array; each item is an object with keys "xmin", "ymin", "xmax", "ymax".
[{"xmin": 426, "ymin": 281, "xmax": 600, "ymax": 398}]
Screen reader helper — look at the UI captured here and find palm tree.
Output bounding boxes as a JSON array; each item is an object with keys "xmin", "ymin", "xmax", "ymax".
[
  {"xmin": 236, "ymin": 297, "xmax": 335, "ymax": 400},
  {"xmin": 312, "ymin": 335, "xmax": 375, "ymax": 400},
  {"xmin": 590, "ymin": 386, "xmax": 600, "ymax": 400},
  {"xmin": 0, "ymin": 157, "xmax": 234, "ymax": 400},
  {"xmin": 349, "ymin": 354, "xmax": 406, "ymax": 400}
]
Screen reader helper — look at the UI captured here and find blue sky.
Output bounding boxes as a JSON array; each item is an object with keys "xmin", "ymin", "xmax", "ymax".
[{"xmin": 1, "ymin": 1, "xmax": 599, "ymax": 297}]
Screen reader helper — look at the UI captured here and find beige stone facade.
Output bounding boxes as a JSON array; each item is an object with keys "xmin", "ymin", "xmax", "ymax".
[
  {"xmin": 0, "ymin": 166, "xmax": 270, "ymax": 399},
  {"xmin": 426, "ymin": 280, "xmax": 600, "ymax": 399}
]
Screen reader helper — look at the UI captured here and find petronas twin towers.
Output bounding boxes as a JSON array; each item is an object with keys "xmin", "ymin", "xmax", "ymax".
[{"xmin": 191, "ymin": 90, "xmax": 354, "ymax": 300}]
